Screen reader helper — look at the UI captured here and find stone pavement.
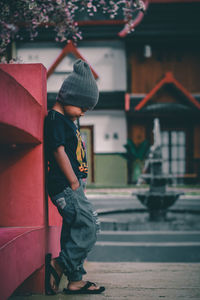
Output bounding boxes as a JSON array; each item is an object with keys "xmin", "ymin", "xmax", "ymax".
[{"xmin": 10, "ymin": 262, "xmax": 200, "ymax": 300}]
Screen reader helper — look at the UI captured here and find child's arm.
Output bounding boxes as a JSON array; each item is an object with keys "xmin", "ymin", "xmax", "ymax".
[{"xmin": 54, "ymin": 145, "xmax": 80, "ymax": 191}]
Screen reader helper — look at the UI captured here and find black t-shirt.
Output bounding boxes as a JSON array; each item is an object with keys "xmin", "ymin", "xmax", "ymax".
[{"xmin": 44, "ymin": 110, "xmax": 88, "ymax": 197}]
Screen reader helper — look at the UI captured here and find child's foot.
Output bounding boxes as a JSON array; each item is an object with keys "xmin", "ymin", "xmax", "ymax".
[
  {"xmin": 49, "ymin": 258, "xmax": 63, "ymax": 293},
  {"xmin": 45, "ymin": 253, "xmax": 63, "ymax": 295},
  {"xmin": 68, "ymin": 280, "xmax": 99, "ymax": 291},
  {"xmin": 64, "ymin": 280, "xmax": 105, "ymax": 294}
]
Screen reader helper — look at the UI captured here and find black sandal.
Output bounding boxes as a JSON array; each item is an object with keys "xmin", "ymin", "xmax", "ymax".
[
  {"xmin": 63, "ymin": 281, "xmax": 105, "ymax": 294},
  {"xmin": 45, "ymin": 253, "xmax": 61, "ymax": 295}
]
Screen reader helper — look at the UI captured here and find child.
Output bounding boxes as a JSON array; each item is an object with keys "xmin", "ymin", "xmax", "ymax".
[{"xmin": 44, "ymin": 59, "xmax": 105, "ymax": 295}]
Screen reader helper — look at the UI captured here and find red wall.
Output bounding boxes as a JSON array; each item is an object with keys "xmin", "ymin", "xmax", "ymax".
[
  {"xmin": 0, "ymin": 64, "xmax": 47, "ymax": 226},
  {"xmin": 0, "ymin": 64, "xmax": 48, "ymax": 299}
]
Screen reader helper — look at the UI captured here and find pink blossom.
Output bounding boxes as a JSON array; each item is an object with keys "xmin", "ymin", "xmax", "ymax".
[{"xmin": 0, "ymin": 0, "xmax": 146, "ymax": 60}]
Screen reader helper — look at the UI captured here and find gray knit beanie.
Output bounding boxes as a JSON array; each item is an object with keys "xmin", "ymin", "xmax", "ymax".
[{"xmin": 57, "ymin": 59, "xmax": 99, "ymax": 110}]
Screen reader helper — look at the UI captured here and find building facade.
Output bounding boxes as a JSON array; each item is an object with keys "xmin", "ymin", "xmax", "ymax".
[{"xmin": 10, "ymin": 0, "xmax": 200, "ymax": 185}]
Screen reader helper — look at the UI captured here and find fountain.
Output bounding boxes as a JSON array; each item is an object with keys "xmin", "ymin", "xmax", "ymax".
[
  {"xmin": 136, "ymin": 118, "xmax": 183, "ymax": 221},
  {"xmin": 88, "ymin": 119, "xmax": 199, "ymax": 262}
]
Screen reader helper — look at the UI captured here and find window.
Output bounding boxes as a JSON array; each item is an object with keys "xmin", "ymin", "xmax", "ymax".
[{"xmin": 161, "ymin": 131, "xmax": 186, "ymax": 175}]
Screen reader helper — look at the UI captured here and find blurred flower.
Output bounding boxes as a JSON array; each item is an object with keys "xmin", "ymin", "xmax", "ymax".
[{"xmin": 0, "ymin": 0, "xmax": 146, "ymax": 60}]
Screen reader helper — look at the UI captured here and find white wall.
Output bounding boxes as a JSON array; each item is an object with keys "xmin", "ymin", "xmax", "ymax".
[
  {"xmin": 80, "ymin": 110, "xmax": 127, "ymax": 153},
  {"xmin": 16, "ymin": 42, "xmax": 127, "ymax": 154},
  {"xmin": 74, "ymin": 41, "xmax": 127, "ymax": 92},
  {"xmin": 16, "ymin": 40, "xmax": 127, "ymax": 92}
]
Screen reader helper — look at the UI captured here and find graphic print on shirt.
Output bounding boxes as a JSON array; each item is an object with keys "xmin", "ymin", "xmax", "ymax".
[{"xmin": 76, "ymin": 129, "xmax": 88, "ymax": 173}]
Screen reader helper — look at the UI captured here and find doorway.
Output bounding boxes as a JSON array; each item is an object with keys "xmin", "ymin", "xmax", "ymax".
[{"xmin": 80, "ymin": 125, "xmax": 94, "ymax": 184}]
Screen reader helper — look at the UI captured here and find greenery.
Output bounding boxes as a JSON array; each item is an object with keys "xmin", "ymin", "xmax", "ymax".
[
  {"xmin": 0, "ymin": 0, "xmax": 146, "ymax": 59},
  {"xmin": 121, "ymin": 139, "xmax": 149, "ymax": 183},
  {"xmin": 121, "ymin": 139, "xmax": 149, "ymax": 161}
]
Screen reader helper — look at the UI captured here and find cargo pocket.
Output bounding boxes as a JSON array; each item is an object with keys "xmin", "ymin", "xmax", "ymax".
[
  {"xmin": 51, "ymin": 191, "xmax": 77, "ymax": 225},
  {"xmin": 73, "ymin": 184, "xmax": 100, "ymax": 240}
]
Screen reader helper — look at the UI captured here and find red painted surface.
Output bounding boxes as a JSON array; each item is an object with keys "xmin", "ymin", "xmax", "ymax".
[
  {"xmin": 0, "ymin": 64, "xmax": 50, "ymax": 299},
  {"xmin": 0, "ymin": 64, "xmax": 67, "ymax": 299},
  {"xmin": 0, "ymin": 227, "xmax": 46, "ymax": 300},
  {"xmin": 0, "ymin": 69, "xmax": 43, "ymax": 143},
  {"xmin": 47, "ymin": 226, "xmax": 62, "ymax": 258},
  {"xmin": 134, "ymin": 72, "xmax": 200, "ymax": 111},
  {"xmin": 47, "ymin": 41, "xmax": 99, "ymax": 80},
  {"xmin": 125, "ymin": 93, "xmax": 130, "ymax": 111},
  {"xmin": 78, "ymin": 19, "xmax": 125, "ymax": 26},
  {"xmin": 48, "ymin": 198, "xmax": 62, "ymax": 258},
  {"xmin": 0, "ymin": 227, "xmax": 33, "ymax": 248},
  {"xmin": 0, "ymin": 64, "xmax": 47, "ymax": 227},
  {"xmin": 13, "ymin": 265, "xmax": 45, "ymax": 296},
  {"xmin": 0, "ymin": 145, "xmax": 46, "ymax": 226},
  {"xmin": 0, "ymin": 64, "xmax": 47, "ymax": 107},
  {"xmin": 48, "ymin": 196, "xmax": 62, "ymax": 227}
]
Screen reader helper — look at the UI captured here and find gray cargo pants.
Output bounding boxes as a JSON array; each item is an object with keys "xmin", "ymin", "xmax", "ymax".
[{"xmin": 51, "ymin": 180, "xmax": 100, "ymax": 281}]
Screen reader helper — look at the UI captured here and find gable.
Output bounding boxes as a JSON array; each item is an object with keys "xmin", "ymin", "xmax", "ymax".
[
  {"xmin": 134, "ymin": 72, "xmax": 200, "ymax": 111},
  {"xmin": 146, "ymin": 85, "xmax": 193, "ymax": 107},
  {"xmin": 47, "ymin": 41, "xmax": 98, "ymax": 80}
]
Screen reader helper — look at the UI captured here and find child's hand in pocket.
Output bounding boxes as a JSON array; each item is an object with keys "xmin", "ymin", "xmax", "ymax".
[{"xmin": 71, "ymin": 180, "xmax": 80, "ymax": 191}]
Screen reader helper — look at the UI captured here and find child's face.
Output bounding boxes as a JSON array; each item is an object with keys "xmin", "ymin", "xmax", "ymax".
[{"xmin": 63, "ymin": 105, "xmax": 88, "ymax": 121}]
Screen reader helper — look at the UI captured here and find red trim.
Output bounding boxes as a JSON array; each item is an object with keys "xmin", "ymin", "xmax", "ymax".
[
  {"xmin": 36, "ymin": 19, "xmax": 125, "ymax": 28},
  {"xmin": 118, "ymin": 0, "xmax": 149, "ymax": 38},
  {"xmin": 135, "ymin": 76, "xmax": 167, "ymax": 111},
  {"xmin": 78, "ymin": 20, "xmax": 125, "ymax": 26},
  {"xmin": 172, "ymin": 76, "xmax": 200, "ymax": 109},
  {"xmin": 118, "ymin": 11, "xmax": 144, "ymax": 38},
  {"xmin": 125, "ymin": 93, "xmax": 130, "ymax": 111},
  {"xmin": 134, "ymin": 72, "xmax": 200, "ymax": 111},
  {"xmin": 47, "ymin": 41, "xmax": 99, "ymax": 80}
]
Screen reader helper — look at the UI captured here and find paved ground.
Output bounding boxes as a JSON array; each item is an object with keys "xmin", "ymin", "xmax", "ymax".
[
  {"xmin": 10, "ymin": 262, "xmax": 200, "ymax": 300},
  {"xmin": 9, "ymin": 188, "xmax": 200, "ymax": 299}
]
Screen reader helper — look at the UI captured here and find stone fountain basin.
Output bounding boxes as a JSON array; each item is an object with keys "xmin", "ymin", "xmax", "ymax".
[
  {"xmin": 141, "ymin": 174, "xmax": 174, "ymax": 185},
  {"xmin": 136, "ymin": 191, "xmax": 184, "ymax": 210}
]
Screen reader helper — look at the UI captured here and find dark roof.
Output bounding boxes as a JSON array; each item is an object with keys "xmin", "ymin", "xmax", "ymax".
[
  {"xmin": 47, "ymin": 91, "xmax": 125, "ymax": 111},
  {"xmin": 129, "ymin": 94, "xmax": 200, "ymax": 114},
  {"xmin": 142, "ymin": 103, "xmax": 193, "ymax": 112},
  {"xmin": 19, "ymin": 2, "xmax": 200, "ymax": 44},
  {"xmin": 79, "ymin": 2, "xmax": 200, "ymax": 43}
]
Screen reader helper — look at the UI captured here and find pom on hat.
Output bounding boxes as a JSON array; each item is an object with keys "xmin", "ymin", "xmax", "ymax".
[{"xmin": 57, "ymin": 59, "xmax": 99, "ymax": 110}]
